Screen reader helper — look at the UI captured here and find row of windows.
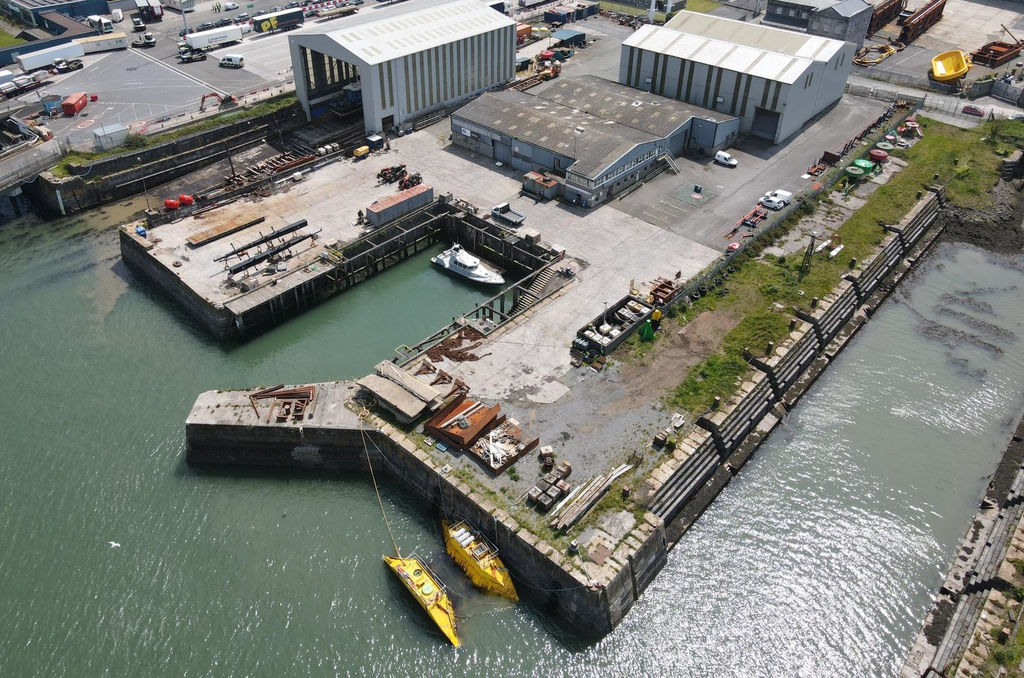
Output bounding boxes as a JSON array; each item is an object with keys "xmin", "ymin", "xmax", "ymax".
[{"xmin": 773, "ymin": 5, "xmax": 808, "ymax": 19}]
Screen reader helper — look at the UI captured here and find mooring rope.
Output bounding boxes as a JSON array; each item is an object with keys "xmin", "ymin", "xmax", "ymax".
[{"xmin": 358, "ymin": 407, "xmax": 402, "ymax": 559}]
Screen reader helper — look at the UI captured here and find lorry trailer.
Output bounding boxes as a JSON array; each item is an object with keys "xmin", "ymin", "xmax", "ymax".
[
  {"xmin": 74, "ymin": 32, "xmax": 129, "ymax": 53},
  {"xmin": 184, "ymin": 25, "xmax": 243, "ymax": 50},
  {"xmin": 15, "ymin": 42, "xmax": 85, "ymax": 72},
  {"xmin": 251, "ymin": 8, "xmax": 303, "ymax": 33}
]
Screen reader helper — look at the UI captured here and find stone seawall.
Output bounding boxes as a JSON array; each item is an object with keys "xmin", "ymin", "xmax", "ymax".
[{"xmin": 649, "ymin": 190, "xmax": 946, "ymax": 544}]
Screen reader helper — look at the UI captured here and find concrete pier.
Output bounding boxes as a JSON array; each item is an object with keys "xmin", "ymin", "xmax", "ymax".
[{"xmin": 186, "ymin": 381, "xmax": 668, "ymax": 635}]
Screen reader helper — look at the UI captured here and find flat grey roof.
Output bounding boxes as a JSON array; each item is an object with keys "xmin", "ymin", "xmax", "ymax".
[
  {"xmin": 551, "ymin": 28, "xmax": 585, "ymax": 40},
  {"xmin": 453, "ymin": 88, "xmax": 657, "ymax": 180},
  {"xmin": 536, "ymin": 75, "xmax": 735, "ymax": 139}
]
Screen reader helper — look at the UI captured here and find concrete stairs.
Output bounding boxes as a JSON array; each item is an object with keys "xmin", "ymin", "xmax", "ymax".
[{"xmin": 511, "ymin": 268, "xmax": 554, "ymax": 315}]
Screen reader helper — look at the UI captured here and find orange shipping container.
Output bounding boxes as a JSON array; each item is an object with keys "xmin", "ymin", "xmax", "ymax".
[
  {"xmin": 516, "ymin": 23, "xmax": 531, "ymax": 39},
  {"xmin": 61, "ymin": 92, "xmax": 88, "ymax": 116}
]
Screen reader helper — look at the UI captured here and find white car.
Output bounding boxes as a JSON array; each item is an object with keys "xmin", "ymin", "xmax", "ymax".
[
  {"xmin": 760, "ymin": 189, "xmax": 793, "ymax": 207},
  {"xmin": 224, "ymin": 1, "xmax": 239, "ymax": 8},
  {"xmin": 714, "ymin": 150, "xmax": 737, "ymax": 167},
  {"xmin": 760, "ymin": 197, "xmax": 786, "ymax": 211}
]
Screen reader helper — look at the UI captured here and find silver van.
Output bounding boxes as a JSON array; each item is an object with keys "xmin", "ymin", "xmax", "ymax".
[{"xmin": 219, "ymin": 54, "xmax": 245, "ymax": 68}]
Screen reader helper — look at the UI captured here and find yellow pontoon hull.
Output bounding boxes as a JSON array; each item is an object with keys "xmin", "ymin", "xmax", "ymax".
[
  {"xmin": 383, "ymin": 555, "xmax": 461, "ymax": 647},
  {"xmin": 931, "ymin": 50, "xmax": 971, "ymax": 82},
  {"xmin": 442, "ymin": 520, "xmax": 519, "ymax": 602}
]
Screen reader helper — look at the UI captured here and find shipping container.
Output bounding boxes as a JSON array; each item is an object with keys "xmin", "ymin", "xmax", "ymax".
[
  {"xmin": 185, "ymin": 25, "xmax": 243, "ymax": 50},
  {"xmin": 543, "ymin": 8, "xmax": 571, "ymax": 23},
  {"xmin": 74, "ymin": 32, "xmax": 129, "ymax": 53},
  {"xmin": 516, "ymin": 23, "xmax": 531, "ymax": 39},
  {"xmin": 14, "ymin": 42, "xmax": 85, "ymax": 72},
  {"xmin": 61, "ymin": 92, "xmax": 89, "ymax": 116},
  {"xmin": 519, "ymin": 0, "xmax": 546, "ymax": 7},
  {"xmin": 366, "ymin": 184, "xmax": 434, "ymax": 227},
  {"xmin": 251, "ymin": 8, "xmax": 303, "ymax": 33},
  {"xmin": 135, "ymin": 0, "xmax": 164, "ymax": 19},
  {"xmin": 0, "ymin": 69, "xmax": 16, "ymax": 86}
]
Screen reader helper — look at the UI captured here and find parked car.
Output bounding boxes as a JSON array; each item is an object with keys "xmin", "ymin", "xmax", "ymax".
[
  {"xmin": 962, "ymin": 104, "xmax": 986, "ymax": 117},
  {"xmin": 286, "ymin": 1, "xmax": 302, "ymax": 7},
  {"xmin": 132, "ymin": 16, "xmax": 146, "ymax": 31},
  {"xmin": 714, "ymin": 150, "xmax": 737, "ymax": 167},
  {"xmin": 215, "ymin": 17, "xmax": 233, "ymax": 27},
  {"xmin": 179, "ymin": 27, "xmax": 194, "ymax": 36},
  {"xmin": 759, "ymin": 196, "xmax": 786, "ymax": 211},
  {"xmin": 759, "ymin": 189, "xmax": 793, "ymax": 207},
  {"xmin": 224, "ymin": 0, "xmax": 239, "ymax": 7},
  {"xmin": 233, "ymin": 13, "xmax": 250, "ymax": 23},
  {"xmin": 197, "ymin": 21, "xmax": 215, "ymax": 31}
]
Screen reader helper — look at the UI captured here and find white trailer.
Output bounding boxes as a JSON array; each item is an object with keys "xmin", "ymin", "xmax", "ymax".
[
  {"xmin": 0, "ymin": 69, "xmax": 17, "ymax": 86},
  {"xmin": 164, "ymin": 0, "xmax": 196, "ymax": 12},
  {"xmin": 185, "ymin": 25, "xmax": 243, "ymax": 51},
  {"xmin": 74, "ymin": 32, "xmax": 129, "ymax": 54},
  {"xmin": 14, "ymin": 42, "xmax": 86, "ymax": 72}
]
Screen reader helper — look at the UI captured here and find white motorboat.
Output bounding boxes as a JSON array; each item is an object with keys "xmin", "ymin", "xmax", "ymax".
[{"xmin": 431, "ymin": 244, "xmax": 505, "ymax": 286}]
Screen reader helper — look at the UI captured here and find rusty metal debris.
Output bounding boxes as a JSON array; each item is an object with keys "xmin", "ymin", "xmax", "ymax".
[{"xmin": 249, "ymin": 384, "xmax": 317, "ymax": 423}]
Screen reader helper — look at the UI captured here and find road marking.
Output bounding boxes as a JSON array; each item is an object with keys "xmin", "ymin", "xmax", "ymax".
[{"xmin": 129, "ymin": 48, "xmax": 228, "ymax": 96}]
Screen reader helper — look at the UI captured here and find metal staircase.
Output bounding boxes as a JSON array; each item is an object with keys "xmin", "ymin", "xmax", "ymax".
[{"xmin": 511, "ymin": 268, "xmax": 554, "ymax": 315}]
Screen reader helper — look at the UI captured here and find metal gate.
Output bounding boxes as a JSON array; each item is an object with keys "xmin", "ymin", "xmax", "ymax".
[{"xmin": 751, "ymin": 107, "xmax": 780, "ymax": 141}]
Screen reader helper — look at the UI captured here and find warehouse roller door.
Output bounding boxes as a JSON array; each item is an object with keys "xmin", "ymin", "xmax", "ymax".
[
  {"xmin": 494, "ymin": 141, "xmax": 512, "ymax": 165},
  {"xmin": 751, "ymin": 108, "xmax": 780, "ymax": 141}
]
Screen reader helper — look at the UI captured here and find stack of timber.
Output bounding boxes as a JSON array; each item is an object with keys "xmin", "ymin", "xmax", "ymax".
[{"xmin": 550, "ymin": 464, "xmax": 631, "ymax": 532}]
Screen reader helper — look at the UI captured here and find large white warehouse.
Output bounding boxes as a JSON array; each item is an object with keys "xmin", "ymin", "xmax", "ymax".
[
  {"xmin": 620, "ymin": 11, "xmax": 854, "ymax": 144},
  {"xmin": 289, "ymin": 0, "xmax": 516, "ymax": 135}
]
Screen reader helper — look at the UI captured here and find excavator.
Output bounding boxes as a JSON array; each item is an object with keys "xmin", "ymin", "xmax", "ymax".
[{"xmin": 199, "ymin": 92, "xmax": 238, "ymax": 112}]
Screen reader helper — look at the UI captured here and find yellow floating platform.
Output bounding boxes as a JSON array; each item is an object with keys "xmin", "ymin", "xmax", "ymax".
[
  {"xmin": 442, "ymin": 520, "xmax": 518, "ymax": 602},
  {"xmin": 383, "ymin": 555, "xmax": 461, "ymax": 647},
  {"xmin": 931, "ymin": 50, "xmax": 972, "ymax": 82}
]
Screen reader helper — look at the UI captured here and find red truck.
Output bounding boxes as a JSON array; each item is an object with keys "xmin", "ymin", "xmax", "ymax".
[{"xmin": 61, "ymin": 92, "xmax": 88, "ymax": 116}]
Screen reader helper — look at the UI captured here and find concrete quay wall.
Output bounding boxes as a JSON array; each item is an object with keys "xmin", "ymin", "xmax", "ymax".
[
  {"xmin": 119, "ymin": 227, "xmax": 236, "ymax": 337},
  {"xmin": 648, "ymin": 190, "xmax": 946, "ymax": 544},
  {"xmin": 185, "ymin": 388, "xmax": 667, "ymax": 636}
]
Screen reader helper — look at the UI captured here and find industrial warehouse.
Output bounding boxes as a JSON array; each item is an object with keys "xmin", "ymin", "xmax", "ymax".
[
  {"xmin": 451, "ymin": 75, "xmax": 738, "ymax": 207},
  {"xmin": 621, "ymin": 11, "xmax": 854, "ymax": 144},
  {"xmin": 288, "ymin": 0, "xmax": 516, "ymax": 135}
]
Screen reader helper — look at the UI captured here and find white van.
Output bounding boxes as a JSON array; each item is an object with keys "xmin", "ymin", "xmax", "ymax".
[
  {"xmin": 219, "ymin": 54, "xmax": 244, "ymax": 68},
  {"xmin": 714, "ymin": 150, "xmax": 737, "ymax": 167}
]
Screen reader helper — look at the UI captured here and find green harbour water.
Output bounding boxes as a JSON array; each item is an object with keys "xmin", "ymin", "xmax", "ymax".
[{"xmin": 3, "ymin": 197, "xmax": 1024, "ymax": 676}]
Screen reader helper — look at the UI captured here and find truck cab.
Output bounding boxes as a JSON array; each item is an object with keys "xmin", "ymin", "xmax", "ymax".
[
  {"xmin": 52, "ymin": 58, "xmax": 84, "ymax": 72},
  {"xmin": 132, "ymin": 17, "xmax": 146, "ymax": 31}
]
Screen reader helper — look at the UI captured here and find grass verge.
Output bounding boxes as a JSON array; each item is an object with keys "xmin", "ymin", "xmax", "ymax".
[
  {"xmin": 665, "ymin": 115, "xmax": 1010, "ymax": 415},
  {"xmin": 0, "ymin": 29, "xmax": 24, "ymax": 47}
]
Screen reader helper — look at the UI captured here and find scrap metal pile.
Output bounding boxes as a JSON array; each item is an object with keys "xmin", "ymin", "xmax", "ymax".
[{"xmin": 249, "ymin": 384, "xmax": 317, "ymax": 423}]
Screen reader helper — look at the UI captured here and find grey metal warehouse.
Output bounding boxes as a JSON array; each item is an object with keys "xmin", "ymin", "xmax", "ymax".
[
  {"xmin": 451, "ymin": 75, "xmax": 738, "ymax": 207},
  {"xmin": 621, "ymin": 11, "xmax": 854, "ymax": 144},
  {"xmin": 288, "ymin": 0, "xmax": 516, "ymax": 135}
]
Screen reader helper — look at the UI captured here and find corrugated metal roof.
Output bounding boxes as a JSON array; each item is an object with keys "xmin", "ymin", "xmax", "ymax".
[
  {"xmin": 453, "ymin": 89, "xmax": 655, "ymax": 180},
  {"xmin": 550, "ymin": 28, "xmax": 584, "ymax": 40},
  {"xmin": 624, "ymin": 23, "xmax": 813, "ymax": 84},
  {"xmin": 314, "ymin": 0, "xmax": 514, "ymax": 65},
  {"xmin": 664, "ymin": 10, "xmax": 845, "ymax": 62},
  {"xmin": 536, "ymin": 75, "xmax": 735, "ymax": 137}
]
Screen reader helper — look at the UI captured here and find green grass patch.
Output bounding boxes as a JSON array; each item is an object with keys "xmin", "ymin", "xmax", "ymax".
[
  {"xmin": 662, "ymin": 115, "xmax": 1016, "ymax": 416},
  {"xmin": 679, "ymin": 0, "xmax": 720, "ymax": 12},
  {"xmin": 0, "ymin": 30, "xmax": 25, "ymax": 47}
]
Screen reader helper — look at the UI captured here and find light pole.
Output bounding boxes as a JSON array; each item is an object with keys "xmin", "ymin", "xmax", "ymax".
[{"xmin": 137, "ymin": 157, "xmax": 151, "ymax": 211}]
